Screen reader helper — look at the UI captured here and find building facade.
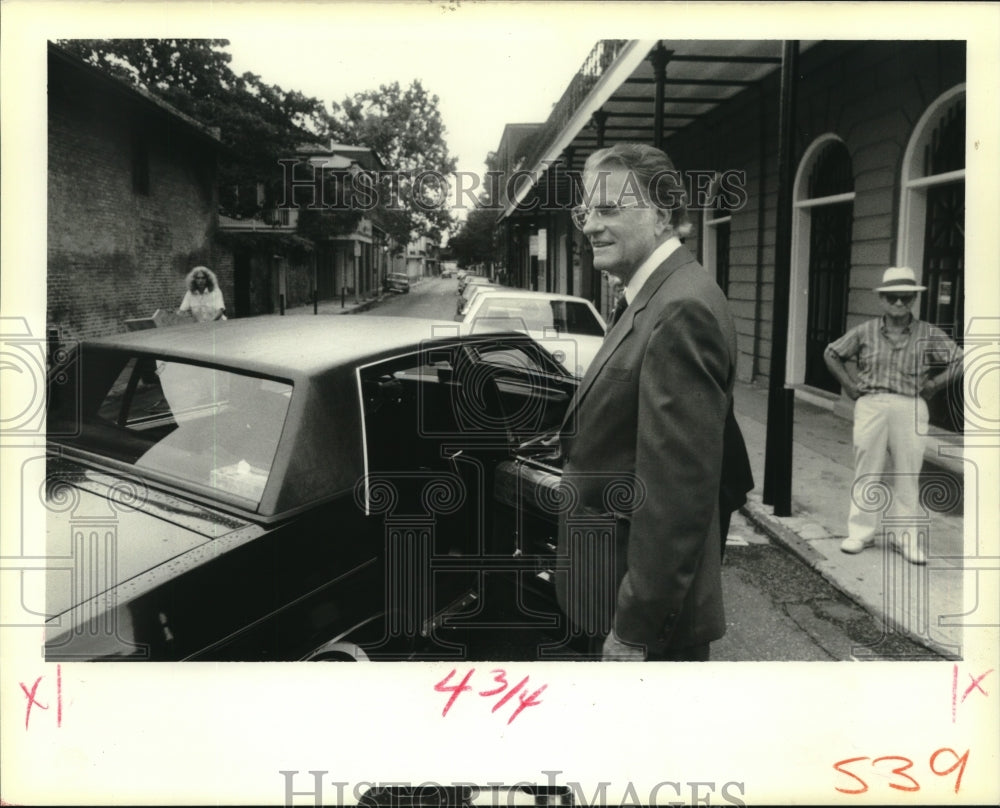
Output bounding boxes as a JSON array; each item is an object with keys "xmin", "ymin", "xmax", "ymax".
[
  {"xmin": 47, "ymin": 43, "xmax": 224, "ymax": 342},
  {"xmin": 495, "ymin": 39, "xmax": 966, "ymax": 432},
  {"xmin": 219, "ymin": 142, "xmax": 394, "ymax": 315}
]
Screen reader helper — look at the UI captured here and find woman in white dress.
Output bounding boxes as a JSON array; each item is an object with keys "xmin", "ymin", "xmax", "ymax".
[{"xmin": 178, "ymin": 266, "xmax": 226, "ymax": 322}]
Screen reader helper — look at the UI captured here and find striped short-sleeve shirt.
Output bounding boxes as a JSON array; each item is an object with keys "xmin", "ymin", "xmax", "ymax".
[{"xmin": 826, "ymin": 315, "xmax": 962, "ymax": 397}]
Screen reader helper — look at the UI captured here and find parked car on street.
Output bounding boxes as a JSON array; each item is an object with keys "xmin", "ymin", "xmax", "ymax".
[
  {"xmin": 385, "ymin": 272, "xmax": 410, "ymax": 294},
  {"xmin": 43, "ymin": 316, "xmax": 578, "ymax": 661},
  {"xmin": 456, "ymin": 289, "xmax": 607, "ymax": 378},
  {"xmin": 457, "ymin": 271, "xmax": 487, "ymax": 295},
  {"xmin": 456, "ymin": 277, "xmax": 499, "ymax": 316}
]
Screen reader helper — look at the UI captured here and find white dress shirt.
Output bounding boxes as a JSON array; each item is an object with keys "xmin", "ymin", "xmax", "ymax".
[{"xmin": 622, "ymin": 236, "xmax": 682, "ymax": 305}]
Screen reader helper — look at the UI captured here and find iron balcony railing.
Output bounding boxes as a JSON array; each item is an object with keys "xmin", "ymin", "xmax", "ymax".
[{"xmin": 516, "ymin": 39, "xmax": 630, "ymax": 187}]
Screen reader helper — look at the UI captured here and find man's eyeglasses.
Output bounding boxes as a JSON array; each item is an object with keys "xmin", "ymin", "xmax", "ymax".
[
  {"xmin": 570, "ymin": 202, "xmax": 641, "ymax": 230},
  {"xmin": 881, "ymin": 293, "xmax": 916, "ymax": 305}
]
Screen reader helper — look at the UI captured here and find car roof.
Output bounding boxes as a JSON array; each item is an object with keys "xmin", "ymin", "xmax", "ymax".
[
  {"xmin": 65, "ymin": 317, "xmax": 562, "ymax": 520},
  {"xmin": 465, "ymin": 283, "xmax": 500, "ymax": 297},
  {"xmin": 84, "ymin": 316, "xmax": 469, "ymax": 377},
  {"xmin": 472, "ymin": 289, "xmax": 596, "ymax": 305}
]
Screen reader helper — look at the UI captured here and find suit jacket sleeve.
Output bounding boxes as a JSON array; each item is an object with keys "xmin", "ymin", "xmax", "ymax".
[{"xmin": 613, "ymin": 295, "xmax": 730, "ymax": 648}]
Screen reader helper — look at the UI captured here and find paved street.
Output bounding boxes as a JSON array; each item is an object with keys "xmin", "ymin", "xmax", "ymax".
[{"xmin": 287, "ymin": 277, "xmax": 945, "ymax": 662}]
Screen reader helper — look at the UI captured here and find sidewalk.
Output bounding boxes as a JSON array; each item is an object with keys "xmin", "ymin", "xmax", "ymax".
[
  {"xmin": 282, "ymin": 292, "xmax": 388, "ymax": 317},
  {"xmin": 732, "ymin": 381, "xmax": 966, "ymax": 659}
]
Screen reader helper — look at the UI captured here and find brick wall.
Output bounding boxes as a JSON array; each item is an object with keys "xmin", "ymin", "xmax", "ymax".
[{"xmin": 47, "ymin": 57, "xmax": 220, "ymax": 342}]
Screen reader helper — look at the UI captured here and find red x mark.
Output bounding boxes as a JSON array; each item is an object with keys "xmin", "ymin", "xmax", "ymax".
[
  {"xmin": 18, "ymin": 666, "xmax": 62, "ymax": 730},
  {"xmin": 19, "ymin": 677, "xmax": 47, "ymax": 730},
  {"xmin": 962, "ymin": 668, "xmax": 994, "ymax": 703},
  {"xmin": 952, "ymin": 665, "xmax": 994, "ymax": 722}
]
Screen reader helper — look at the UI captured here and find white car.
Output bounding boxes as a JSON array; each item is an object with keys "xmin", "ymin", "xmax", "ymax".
[
  {"xmin": 456, "ymin": 289, "xmax": 607, "ymax": 378},
  {"xmin": 456, "ymin": 279, "xmax": 500, "ymax": 316}
]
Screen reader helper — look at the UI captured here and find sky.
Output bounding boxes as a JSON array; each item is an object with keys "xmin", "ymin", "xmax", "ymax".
[{"xmin": 225, "ymin": 35, "xmax": 597, "ymax": 193}]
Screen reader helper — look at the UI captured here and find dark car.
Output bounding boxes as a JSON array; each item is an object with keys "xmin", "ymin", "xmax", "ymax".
[
  {"xmin": 44, "ymin": 317, "xmax": 577, "ymax": 661},
  {"xmin": 385, "ymin": 272, "xmax": 410, "ymax": 293}
]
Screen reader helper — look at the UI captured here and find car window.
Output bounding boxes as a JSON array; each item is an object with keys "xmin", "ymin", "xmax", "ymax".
[
  {"xmin": 556, "ymin": 301, "xmax": 606, "ymax": 336},
  {"xmin": 473, "ymin": 297, "xmax": 604, "ymax": 337},
  {"xmin": 472, "ymin": 298, "xmax": 552, "ymax": 333},
  {"xmin": 50, "ymin": 350, "xmax": 292, "ymax": 508},
  {"xmin": 358, "ymin": 339, "xmax": 573, "ymax": 465},
  {"xmin": 472, "ymin": 343, "xmax": 547, "ymax": 372}
]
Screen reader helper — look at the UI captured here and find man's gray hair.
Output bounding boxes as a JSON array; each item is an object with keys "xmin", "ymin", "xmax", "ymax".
[{"xmin": 583, "ymin": 142, "xmax": 692, "ymax": 237}]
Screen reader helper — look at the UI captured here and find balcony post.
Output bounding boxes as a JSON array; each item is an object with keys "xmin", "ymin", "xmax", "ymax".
[
  {"xmin": 650, "ymin": 43, "xmax": 671, "ymax": 150},
  {"xmin": 593, "ymin": 109, "xmax": 607, "ymax": 149}
]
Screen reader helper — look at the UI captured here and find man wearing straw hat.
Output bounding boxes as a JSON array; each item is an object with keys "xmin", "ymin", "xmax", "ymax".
[{"xmin": 823, "ymin": 266, "xmax": 963, "ymax": 564}]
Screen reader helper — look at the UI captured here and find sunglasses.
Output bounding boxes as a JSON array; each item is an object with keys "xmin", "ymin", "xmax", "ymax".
[
  {"xmin": 881, "ymin": 292, "xmax": 916, "ymax": 304},
  {"xmin": 570, "ymin": 202, "xmax": 642, "ymax": 230}
]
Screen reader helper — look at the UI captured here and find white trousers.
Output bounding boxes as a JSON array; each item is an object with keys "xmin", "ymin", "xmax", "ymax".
[{"xmin": 847, "ymin": 393, "xmax": 929, "ymax": 544}]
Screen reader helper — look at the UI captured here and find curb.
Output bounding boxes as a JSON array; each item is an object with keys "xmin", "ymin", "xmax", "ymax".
[
  {"xmin": 738, "ymin": 499, "xmax": 956, "ymax": 660},
  {"xmin": 344, "ymin": 296, "xmax": 385, "ymax": 315}
]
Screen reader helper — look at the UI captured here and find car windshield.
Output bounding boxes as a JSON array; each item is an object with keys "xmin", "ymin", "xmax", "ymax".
[
  {"xmin": 472, "ymin": 297, "xmax": 605, "ymax": 336},
  {"xmin": 48, "ymin": 348, "xmax": 292, "ymax": 508}
]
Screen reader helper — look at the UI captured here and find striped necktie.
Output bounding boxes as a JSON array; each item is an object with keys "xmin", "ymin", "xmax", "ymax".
[{"xmin": 608, "ymin": 293, "xmax": 629, "ymax": 329}]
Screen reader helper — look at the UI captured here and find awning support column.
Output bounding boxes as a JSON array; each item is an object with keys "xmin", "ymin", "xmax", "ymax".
[
  {"xmin": 650, "ymin": 43, "xmax": 671, "ymax": 150},
  {"xmin": 592, "ymin": 110, "xmax": 607, "ymax": 149},
  {"xmin": 563, "ymin": 147, "xmax": 576, "ymax": 296},
  {"xmin": 763, "ymin": 40, "xmax": 799, "ymax": 517}
]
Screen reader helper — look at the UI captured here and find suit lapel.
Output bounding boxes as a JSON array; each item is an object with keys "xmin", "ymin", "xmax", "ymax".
[{"xmin": 562, "ymin": 247, "xmax": 696, "ymax": 430}]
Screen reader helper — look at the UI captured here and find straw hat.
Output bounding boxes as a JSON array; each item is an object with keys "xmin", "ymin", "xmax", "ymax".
[{"xmin": 874, "ymin": 266, "xmax": 926, "ymax": 293}]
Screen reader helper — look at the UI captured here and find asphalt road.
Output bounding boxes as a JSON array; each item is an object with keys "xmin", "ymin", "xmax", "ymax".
[
  {"xmin": 357, "ymin": 277, "xmax": 941, "ymax": 662},
  {"xmin": 370, "ymin": 275, "xmax": 466, "ymax": 320}
]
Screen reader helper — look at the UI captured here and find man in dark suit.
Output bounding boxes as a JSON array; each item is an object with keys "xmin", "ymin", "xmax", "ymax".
[{"xmin": 555, "ymin": 143, "xmax": 738, "ymax": 661}]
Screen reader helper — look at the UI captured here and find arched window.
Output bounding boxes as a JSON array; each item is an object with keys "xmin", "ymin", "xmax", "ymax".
[
  {"xmin": 788, "ymin": 136, "xmax": 856, "ymax": 393},
  {"xmin": 898, "ymin": 86, "xmax": 965, "ymax": 431}
]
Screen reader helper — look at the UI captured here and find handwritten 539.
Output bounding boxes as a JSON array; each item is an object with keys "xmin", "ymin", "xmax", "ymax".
[
  {"xmin": 834, "ymin": 748, "xmax": 969, "ymax": 795},
  {"xmin": 434, "ymin": 668, "xmax": 546, "ymax": 725}
]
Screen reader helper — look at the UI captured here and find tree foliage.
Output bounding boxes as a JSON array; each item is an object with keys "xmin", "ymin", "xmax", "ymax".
[
  {"xmin": 57, "ymin": 40, "xmax": 458, "ymax": 251},
  {"xmin": 448, "ymin": 205, "xmax": 496, "ymax": 269},
  {"xmin": 326, "ymin": 80, "xmax": 457, "ymax": 250}
]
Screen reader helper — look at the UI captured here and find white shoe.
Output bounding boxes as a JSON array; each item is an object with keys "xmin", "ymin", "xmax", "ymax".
[{"xmin": 840, "ymin": 537, "xmax": 875, "ymax": 554}]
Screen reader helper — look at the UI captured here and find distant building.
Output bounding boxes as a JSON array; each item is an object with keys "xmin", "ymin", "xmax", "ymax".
[
  {"xmin": 291, "ymin": 142, "xmax": 392, "ymax": 304},
  {"xmin": 490, "ymin": 124, "xmax": 544, "ymax": 288},
  {"xmin": 47, "ymin": 42, "xmax": 223, "ymax": 341},
  {"xmin": 404, "ymin": 235, "xmax": 440, "ymax": 279},
  {"xmin": 217, "ymin": 141, "xmax": 395, "ymax": 313}
]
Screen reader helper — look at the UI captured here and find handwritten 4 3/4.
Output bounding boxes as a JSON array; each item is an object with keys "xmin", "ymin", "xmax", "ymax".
[{"xmin": 434, "ymin": 668, "xmax": 546, "ymax": 725}]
